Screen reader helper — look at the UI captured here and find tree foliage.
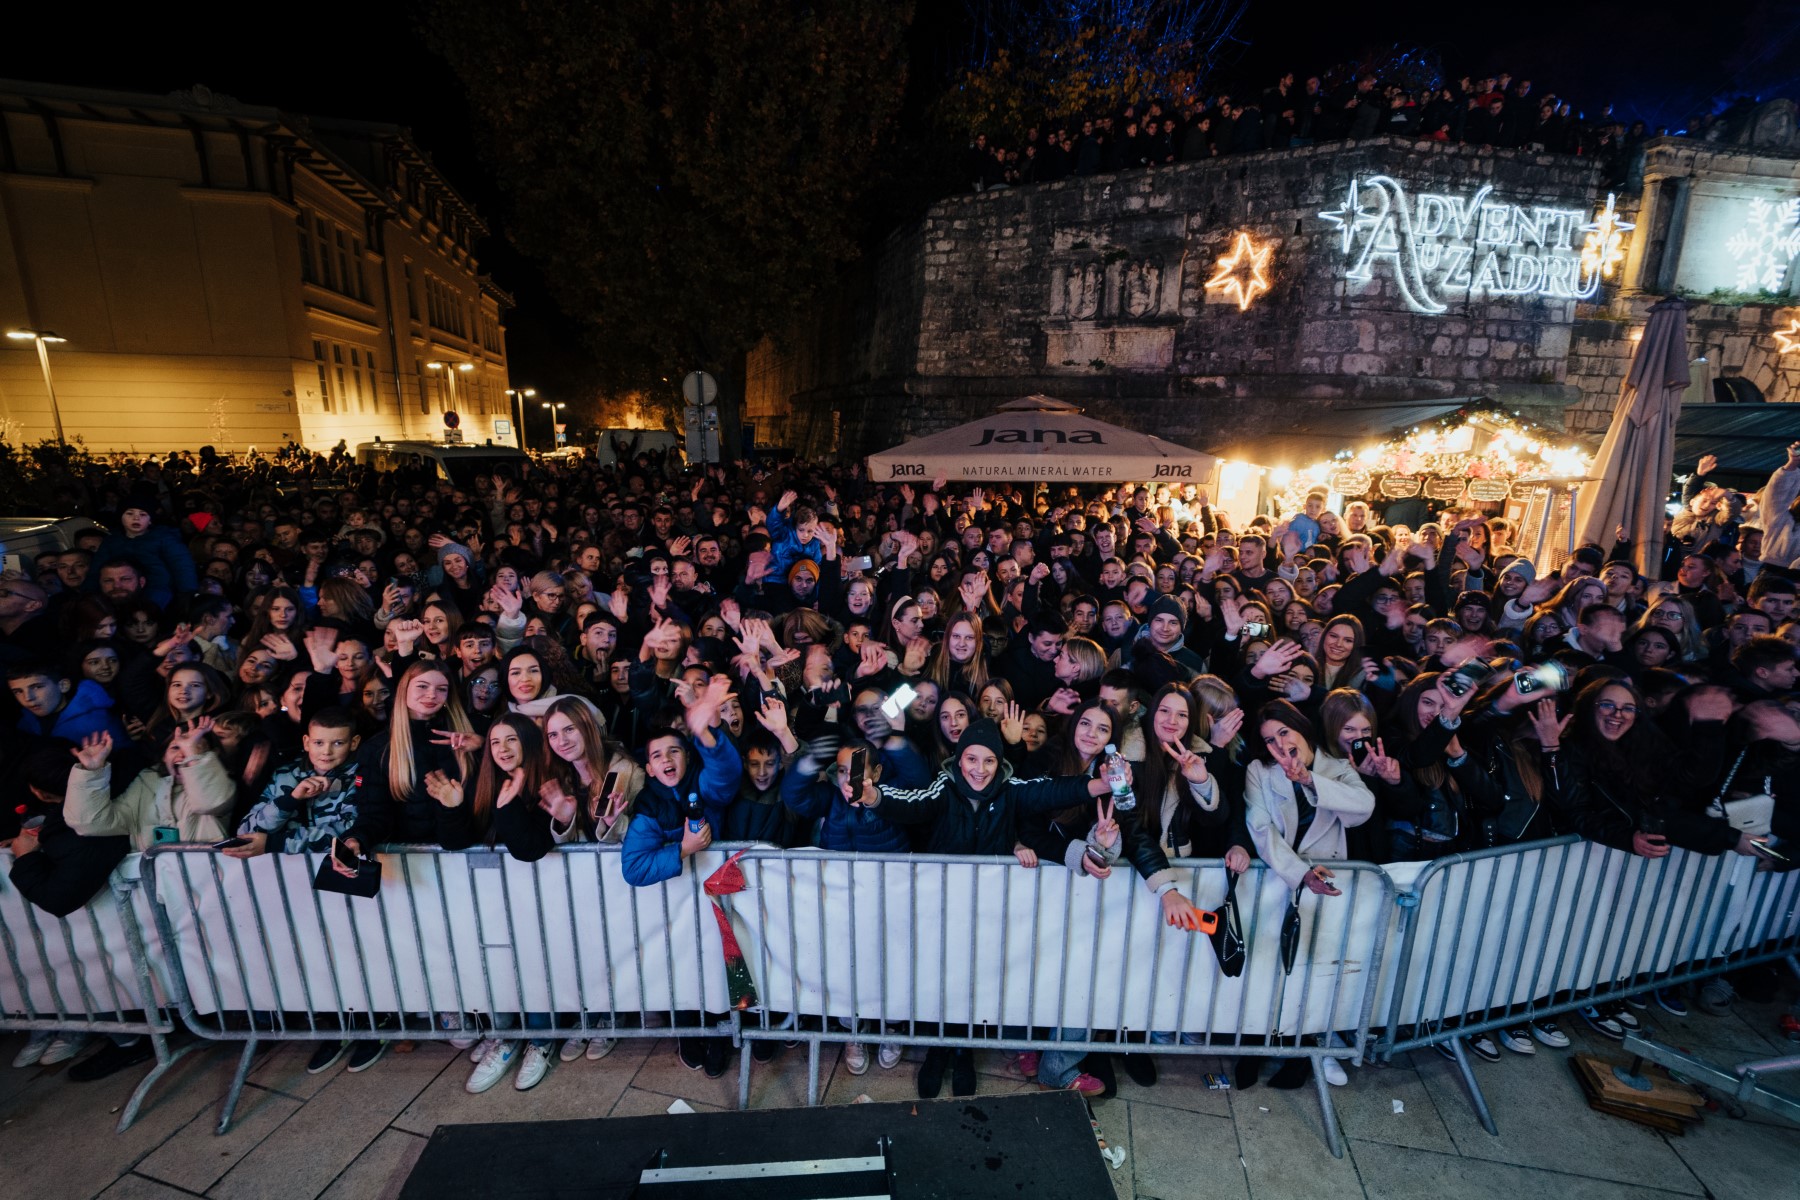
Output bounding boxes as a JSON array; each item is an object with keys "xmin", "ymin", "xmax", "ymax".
[
  {"xmin": 938, "ymin": 0, "xmax": 1246, "ymax": 136},
  {"xmin": 417, "ymin": 0, "xmax": 913, "ymax": 394}
]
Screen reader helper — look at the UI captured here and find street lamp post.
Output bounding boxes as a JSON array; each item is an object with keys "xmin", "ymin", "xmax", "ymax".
[
  {"xmin": 541, "ymin": 401, "xmax": 566, "ymax": 448},
  {"xmin": 6, "ymin": 328, "xmax": 69, "ymax": 446},
  {"xmin": 505, "ymin": 387, "xmax": 537, "ymax": 451}
]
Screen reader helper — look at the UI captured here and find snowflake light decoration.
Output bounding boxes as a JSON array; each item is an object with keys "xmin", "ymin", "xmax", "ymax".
[
  {"xmin": 1724, "ymin": 196, "xmax": 1800, "ymax": 292},
  {"xmin": 1579, "ymin": 193, "xmax": 1634, "ymax": 280},
  {"xmin": 1204, "ymin": 231, "xmax": 1273, "ymax": 311}
]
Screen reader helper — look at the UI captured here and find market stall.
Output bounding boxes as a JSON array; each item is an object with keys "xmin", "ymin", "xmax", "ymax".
[{"xmin": 865, "ymin": 396, "xmax": 1218, "ymax": 485}]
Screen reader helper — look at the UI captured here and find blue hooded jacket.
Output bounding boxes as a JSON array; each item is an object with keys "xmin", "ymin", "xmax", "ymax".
[
  {"xmin": 17, "ymin": 678, "xmax": 130, "ymax": 745},
  {"xmin": 621, "ymin": 732, "xmax": 743, "ymax": 887}
]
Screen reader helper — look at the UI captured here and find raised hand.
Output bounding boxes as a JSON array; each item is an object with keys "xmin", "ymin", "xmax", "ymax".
[
  {"xmin": 1164, "ymin": 740, "xmax": 1209, "ymax": 784},
  {"xmin": 1210, "ymin": 707, "xmax": 1245, "ymax": 747},
  {"xmin": 1278, "ymin": 744, "xmax": 1312, "ymax": 787},
  {"xmin": 172, "ymin": 716, "xmax": 215, "ymax": 758},
  {"xmin": 390, "ymin": 619, "xmax": 425, "ymax": 655},
  {"xmin": 261, "ymin": 632, "xmax": 299, "ymax": 661},
  {"xmin": 1696, "ymin": 453, "xmax": 1718, "ymax": 477},
  {"xmin": 718, "ymin": 597, "xmax": 742, "ymax": 630},
  {"xmin": 754, "ymin": 696, "xmax": 790, "ymax": 735},
  {"xmin": 422, "ymin": 770, "xmax": 463, "ymax": 808},
  {"xmin": 538, "ymin": 779, "xmax": 577, "ymax": 827},
  {"xmin": 1046, "ymin": 687, "xmax": 1080, "ymax": 715},
  {"xmin": 856, "ymin": 641, "xmax": 887, "ymax": 678},
  {"xmin": 1363, "ymin": 737, "xmax": 1402, "ymax": 786},
  {"xmin": 776, "ymin": 490, "xmax": 798, "ymax": 513},
  {"xmin": 1093, "ymin": 797, "xmax": 1119, "ymax": 849},
  {"xmin": 490, "ymin": 583, "xmax": 525, "ymax": 617},
  {"xmin": 430, "ymin": 729, "xmax": 483, "ymax": 753},
  {"xmin": 1528, "ymin": 700, "xmax": 1571, "ymax": 751},
  {"xmin": 304, "ymin": 626, "xmax": 340, "ymax": 673},
  {"xmin": 899, "ymin": 483, "xmax": 915, "ymax": 505},
  {"xmin": 999, "ymin": 701, "xmax": 1025, "ymax": 745},
  {"xmin": 496, "ymin": 769, "xmax": 526, "ymax": 809},
  {"xmin": 1250, "ymin": 639, "xmax": 1304, "ymax": 680},
  {"xmin": 667, "ymin": 535, "xmax": 692, "ymax": 559},
  {"xmin": 73, "ymin": 730, "xmax": 113, "ymax": 771},
  {"xmin": 900, "ymin": 637, "xmax": 929, "ymax": 675},
  {"xmin": 1520, "ymin": 576, "xmax": 1558, "ymax": 606},
  {"xmin": 153, "ymin": 623, "xmax": 196, "ymax": 659}
]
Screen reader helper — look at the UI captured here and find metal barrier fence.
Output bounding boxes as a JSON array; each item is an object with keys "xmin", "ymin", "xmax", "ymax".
[
  {"xmin": 727, "ymin": 850, "xmax": 1396, "ymax": 1158},
  {"xmin": 0, "ymin": 853, "xmax": 194, "ymax": 1131},
  {"xmin": 142, "ymin": 842, "xmax": 748, "ymax": 1133},
  {"xmin": 1374, "ymin": 836, "xmax": 1800, "ymax": 1135}
]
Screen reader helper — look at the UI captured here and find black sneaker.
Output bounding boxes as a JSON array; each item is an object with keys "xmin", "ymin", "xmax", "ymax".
[
  {"xmin": 1609, "ymin": 1005, "xmax": 1642, "ymax": 1033},
  {"xmin": 1120, "ymin": 1054, "xmax": 1157, "ymax": 1087},
  {"xmin": 345, "ymin": 1040, "xmax": 387, "ymax": 1073},
  {"xmin": 703, "ymin": 1038, "xmax": 729, "ymax": 1079},
  {"xmin": 917, "ymin": 1047, "xmax": 948, "ymax": 1098},
  {"xmin": 67, "ymin": 1038, "xmax": 153, "ymax": 1083},
  {"xmin": 1234, "ymin": 1056, "xmax": 1263, "ymax": 1089},
  {"xmin": 677, "ymin": 1038, "xmax": 706, "ymax": 1071},
  {"xmin": 950, "ymin": 1048, "xmax": 976, "ymax": 1096},
  {"xmin": 307, "ymin": 1041, "xmax": 350, "ymax": 1075},
  {"xmin": 751, "ymin": 1040, "xmax": 778, "ymax": 1063}
]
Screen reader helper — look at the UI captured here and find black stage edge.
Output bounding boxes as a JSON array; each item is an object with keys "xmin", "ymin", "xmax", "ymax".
[{"xmin": 398, "ymin": 1090, "xmax": 1114, "ymax": 1199}]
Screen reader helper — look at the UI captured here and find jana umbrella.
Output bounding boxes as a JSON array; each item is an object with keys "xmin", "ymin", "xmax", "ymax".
[
  {"xmin": 865, "ymin": 396, "xmax": 1217, "ymax": 485},
  {"xmin": 1576, "ymin": 298, "xmax": 1690, "ymax": 575}
]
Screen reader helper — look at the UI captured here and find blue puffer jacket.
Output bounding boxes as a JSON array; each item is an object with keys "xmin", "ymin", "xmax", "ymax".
[
  {"xmin": 621, "ymin": 734, "xmax": 743, "ymax": 887},
  {"xmin": 17, "ymin": 679, "xmax": 130, "ymax": 745},
  {"xmin": 93, "ymin": 525, "xmax": 197, "ymax": 607},
  {"xmin": 780, "ymin": 739, "xmax": 930, "ymax": 853}
]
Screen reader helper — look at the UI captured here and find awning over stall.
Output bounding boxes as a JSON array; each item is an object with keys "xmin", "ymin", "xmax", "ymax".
[{"xmin": 865, "ymin": 396, "xmax": 1217, "ymax": 484}]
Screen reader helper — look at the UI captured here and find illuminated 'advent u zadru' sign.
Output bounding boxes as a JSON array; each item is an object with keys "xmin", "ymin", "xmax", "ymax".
[{"xmin": 1320, "ymin": 176, "xmax": 1601, "ymax": 313}]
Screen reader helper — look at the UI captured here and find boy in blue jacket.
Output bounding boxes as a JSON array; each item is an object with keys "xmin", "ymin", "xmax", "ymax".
[
  {"xmin": 619, "ymin": 676, "xmax": 743, "ymax": 1079},
  {"xmin": 763, "ymin": 489, "xmax": 824, "ymax": 582}
]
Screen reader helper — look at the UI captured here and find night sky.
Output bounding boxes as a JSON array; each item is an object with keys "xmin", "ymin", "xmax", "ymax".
[{"xmin": 3, "ymin": 0, "xmax": 1793, "ymax": 402}]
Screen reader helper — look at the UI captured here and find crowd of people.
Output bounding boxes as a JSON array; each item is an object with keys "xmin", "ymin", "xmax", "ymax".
[
  {"xmin": 964, "ymin": 68, "xmax": 1668, "ymax": 193},
  {"xmin": 2, "ymin": 435, "xmax": 1797, "ymax": 1101}
]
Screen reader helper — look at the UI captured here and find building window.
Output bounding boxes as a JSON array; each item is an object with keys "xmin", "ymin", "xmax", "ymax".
[
  {"xmin": 313, "ymin": 340, "xmax": 333, "ymax": 413},
  {"xmin": 403, "ymin": 259, "xmax": 419, "ymax": 320},
  {"xmin": 418, "ymin": 365, "xmax": 431, "ymax": 415},
  {"xmin": 297, "ymin": 216, "xmax": 315, "ymax": 284},
  {"xmin": 348, "ymin": 348, "xmax": 365, "ymax": 412}
]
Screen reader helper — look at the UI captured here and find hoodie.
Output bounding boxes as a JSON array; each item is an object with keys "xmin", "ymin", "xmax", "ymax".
[{"xmin": 17, "ymin": 679, "xmax": 130, "ymax": 746}]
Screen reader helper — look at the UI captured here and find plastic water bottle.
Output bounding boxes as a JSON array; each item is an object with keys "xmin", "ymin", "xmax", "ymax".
[
  {"xmin": 1102, "ymin": 744, "xmax": 1136, "ymax": 812},
  {"xmin": 685, "ymin": 792, "xmax": 706, "ymax": 834}
]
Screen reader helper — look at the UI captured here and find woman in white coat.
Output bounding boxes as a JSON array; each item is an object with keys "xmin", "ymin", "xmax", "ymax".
[{"xmin": 1241, "ymin": 699, "xmax": 1375, "ymax": 1091}]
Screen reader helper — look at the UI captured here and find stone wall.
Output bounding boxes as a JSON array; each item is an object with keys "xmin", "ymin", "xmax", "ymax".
[{"xmin": 747, "ymin": 133, "xmax": 1800, "ymax": 463}]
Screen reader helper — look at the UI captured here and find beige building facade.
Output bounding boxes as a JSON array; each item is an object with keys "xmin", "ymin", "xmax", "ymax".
[{"xmin": 0, "ymin": 80, "xmax": 518, "ymax": 453}]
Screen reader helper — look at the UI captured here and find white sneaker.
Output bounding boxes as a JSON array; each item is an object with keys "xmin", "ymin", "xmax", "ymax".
[
  {"xmin": 470, "ymin": 1036, "xmax": 501, "ymax": 1064},
  {"xmin": 1499, "ymin": 1027, "xmax": 1536, "ymax": 1055},
  {"xmin": 844, "ymin": 1041, "xmax": 870, "ymax": 1076},
  {"xmin": 878, "ymin": 1042, "xmax": 903, "ymax": 1070},
  {"xmin": 514, "ymin": 1043, "xmax": 551, "ymax": 1091},
  {"xmin": 12, "ymin": 1031, "xmax": 52, "ymax": 1068},
  {"xmin": 1320, "ymin": 1057, "xmax": 1348, "ymax": 1087},
  {"xmin": 560, "ymin": 1038, "xmax": 588, "ymax": 1063},
  {"xmin": 466, "ymin": 1041, "xmax": 518, "ymax": 1093},
  {"xmin": 586, "ymin": 1038, "xmax": 617, "ymax": 1061},
  {"xmin": 440, "ymin": 1012, "xmax": 475, "ymax": 1050},
  {"xmin": 39, "ymin": 1033, "xmax": 90, "ymax": 1066}
]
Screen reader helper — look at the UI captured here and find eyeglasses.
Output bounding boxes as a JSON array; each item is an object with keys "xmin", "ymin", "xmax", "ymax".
[{"xmin": 1594, "ymin": 700, "xmax": 1638, "ymax": 717}]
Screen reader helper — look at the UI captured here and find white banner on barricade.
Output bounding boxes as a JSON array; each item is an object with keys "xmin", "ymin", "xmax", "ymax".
[
  {"xmin": 732, "ymin": 854, "xmax": 1393, "ymax": 1038},
  {"xmin": 148, "ymin": 846, "xmax": 732, "ymax": 1019},
  {"xmin": 0, "ymin": 850, "xmax": 155, "ymax": 1022},
  {"xmin": 1379, "ymin": 842, "xmax": 1800, "ymax": 1029}
]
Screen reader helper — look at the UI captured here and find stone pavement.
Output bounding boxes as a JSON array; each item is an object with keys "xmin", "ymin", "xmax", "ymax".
[{"xmin": 2, "ymin": 992, "xmax": 1795, "ymax": 1200}]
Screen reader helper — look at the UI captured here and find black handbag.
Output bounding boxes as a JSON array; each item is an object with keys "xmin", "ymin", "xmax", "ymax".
[
  {"xmin": 1278, "ymin": 890, "xmax": 1303, "ymax": 975},
  {"xmin": 312, "ymin": 845, "xmax": 382, "ymax": 899},
  {"xmin": 1209, "ymin": 871, "xmax": 1247, "ymax": 977}
]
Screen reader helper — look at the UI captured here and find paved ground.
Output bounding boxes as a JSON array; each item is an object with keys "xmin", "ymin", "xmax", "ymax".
[{"xmin": 1, "ymin": 989, "xmax": 1795, "ymax": 1200}]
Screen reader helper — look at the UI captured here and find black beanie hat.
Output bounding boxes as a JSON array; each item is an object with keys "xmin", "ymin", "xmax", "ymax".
[
  {"xmin": 956, "ymin": 718, "xmax": 1006, "ymax": 761},
  {"xmin": 1146, "ymin": 595, "xmax": 1186, "ymax": 624}
]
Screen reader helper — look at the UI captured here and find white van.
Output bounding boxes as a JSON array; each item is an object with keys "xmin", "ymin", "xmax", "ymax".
[
  {"xmin": 595, "ymin": 429, "xmax": 683, "ymax": 467},
  {"xmin": 355, "ymin": 440, "xmax": 529, "ymax": 487}
]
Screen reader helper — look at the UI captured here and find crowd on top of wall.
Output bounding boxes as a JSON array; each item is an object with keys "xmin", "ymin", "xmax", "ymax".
[{"xmin": 959, "ymin": 66, "xmax": 1770, "ymax": 195}]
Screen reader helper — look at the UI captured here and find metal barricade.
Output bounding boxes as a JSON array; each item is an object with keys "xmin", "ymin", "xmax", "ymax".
[
  {"xmin": 1375, "ymin": 836, "xmax": 1800, "ymax": 1135},
  {"xmin": 726, "ymin": 850, "xmax": 1395, "ymax": 1157},
  {"xmin": 143, "ymin": 843, "xmax": 748, "ymax": 1133},
  {"xmin": 0, "ymin": 852, "xmax": 195, "ymax": 1131}
]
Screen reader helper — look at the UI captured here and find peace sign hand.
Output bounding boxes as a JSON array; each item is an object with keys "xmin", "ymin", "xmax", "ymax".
[
  {"xmin": 1164, "ymin": 740, "xmax": 1209, "ymax": 785},
  {"xmin": 430, "ymin": 729, "xmax": 483, "ymax": 753},
  {"xmin": 1093, "ymin": 797, "xmax": 1120, "ymax": 849},
  {"xmin": 1363, "ymin": 737, "xmax": 1402, "ymax": 786}
]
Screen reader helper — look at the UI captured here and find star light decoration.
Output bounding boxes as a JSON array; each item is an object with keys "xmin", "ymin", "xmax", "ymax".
[
  {"xmin": 1775, "ymin": 318, "xmax": 1800, "ymax": 355},
  {"xmin": 1578, "ymin": 192, "xmax": 1634, "ymax": 280},
  {"xmin": 1318, "ymin": 179, "xmax": 1382, "ymax": 254},
  {"xmin": 1724, "ymin": 196, "xmax": 1800, "ymax": 292},
  {"xmin": 1205, "ymin": 231, "xmax": 1273, "ymax": 311}
]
